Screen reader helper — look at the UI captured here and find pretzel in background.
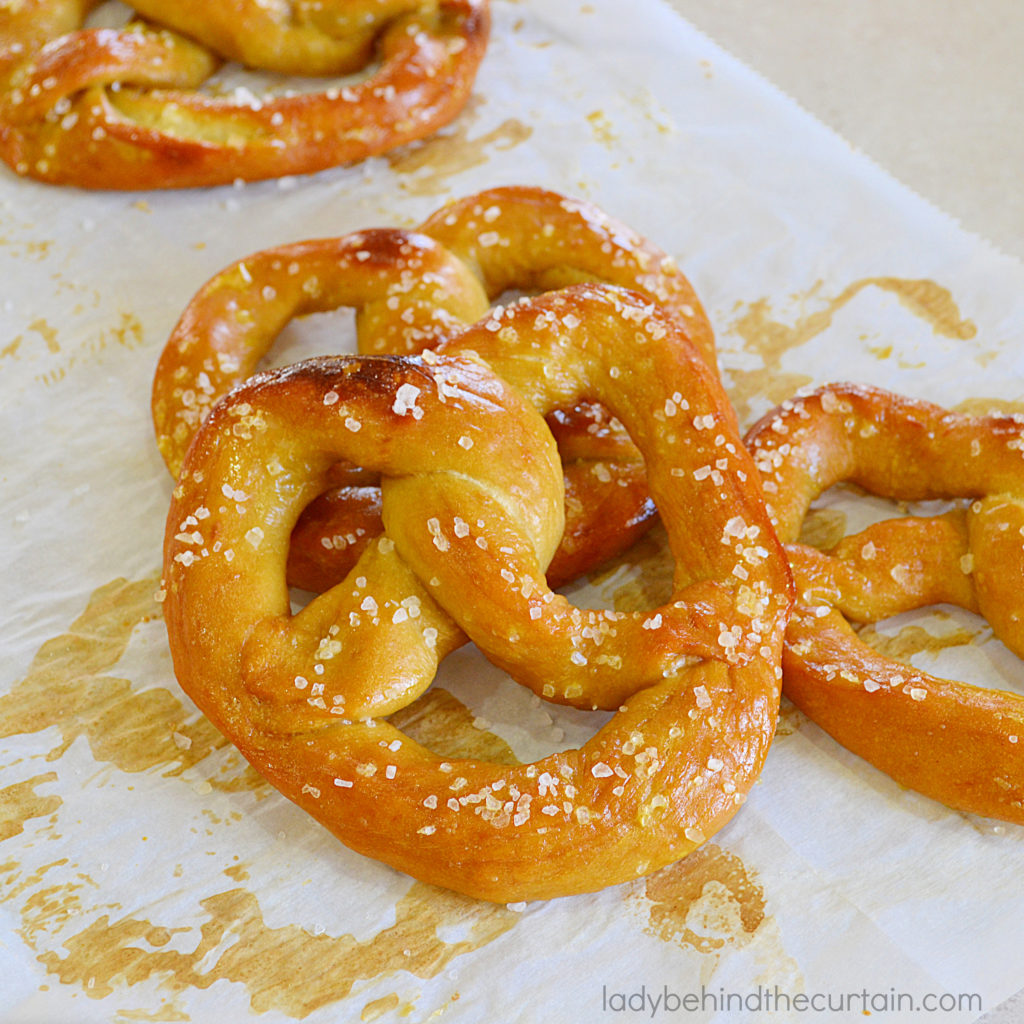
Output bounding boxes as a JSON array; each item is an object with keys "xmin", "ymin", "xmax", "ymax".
[
  {"xmin": 746, "ymin": 383, "xmax": 1024, "ymax": 824},
  {"xmin": 152, "ymin": 186, "xmax": 715, "ymax": 590},
  {"xmin": 0, "ymin": 0, "xmax": 489, "ymax": 189}
]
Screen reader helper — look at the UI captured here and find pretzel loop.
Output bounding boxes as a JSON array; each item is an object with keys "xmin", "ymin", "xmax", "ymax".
[
  {"xmin": 162, "ymin": 286, "xmax": 791, "ymax": 902},
  {"xmin": 153, "ymin": 229, "xmax": 489, "ymax": 478},
  {"xmin": 746, "ymin": 383, "xmax": 1024, "ymax": 823},
  {"xmin": 0, "ymin": 0, "xmax": 489, "ymax": 188},
  {"xmin": 421, "ymin": 286, "xmax": 790, "ymax": 710},
  {"xmin": 152, "ymin": 187, "xmax": 716, "ymax": 591},
  {"xmin": 401, "ymin": 185, "xmax": 716, "ymax": 367}
]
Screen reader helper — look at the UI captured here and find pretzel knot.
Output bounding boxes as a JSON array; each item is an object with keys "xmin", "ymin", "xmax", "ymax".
[
  {"xmin": 0, "ymin": 0, "xmax": 489, "ymax": 189},
  {"xmin": 161, "ymin": 285, "xmax": 792, "ymax": 902},
  {"xmin": 152, "ymin": 186, "xmax": 715, "ymax": 591},
  {"xmin": 746, "ymin": 383, "xmax": 1024, "ymax": 824}
]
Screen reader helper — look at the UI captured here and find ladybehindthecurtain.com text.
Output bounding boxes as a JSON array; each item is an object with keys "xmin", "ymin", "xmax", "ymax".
[{"xmin": 599, "ymin": 983, "xmax": 983, "ymax": 1018}]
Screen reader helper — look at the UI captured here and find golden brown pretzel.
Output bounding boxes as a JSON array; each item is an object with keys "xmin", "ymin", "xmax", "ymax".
[
  {"xmin": 161, "ymin": 285, "xmax": 792, "ymax": 901},
  {"xmin": 745, "ymin": 383, "xmax": 1024, "ymax": 823},
  {"xmin": 152, "ymin": 186, "xmax": 716, "ymax": 590},
  {"xmin": 0, "ymin": 0, "xmax": 489, "ymax": 189}
]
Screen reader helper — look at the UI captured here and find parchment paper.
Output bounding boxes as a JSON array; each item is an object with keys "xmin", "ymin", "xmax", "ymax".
[{"xmin": 2, "ymin": 2, "xmax": 1023, "ymax": 1022}]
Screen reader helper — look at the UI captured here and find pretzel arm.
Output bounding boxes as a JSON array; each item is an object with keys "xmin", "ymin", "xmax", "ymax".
[
  {"xmin": 420, "ymin": 185, "xmax": 716, "ymax": 370},
  {"xmin": 792, "ymin": 512, "xmax": 979, "ymax": 622},
  {"xmin": 257, "ymin": 654, "xmax": 780, "ymax": 902},
  {"xmin": 749, "ymin": 383, "xmax": 1024, "ymax": 540},
  {"xmin": 784, "ymin": 599, "xmax": 1024, "ymax": 823},
  {"xmin": 969, "ymin": 493, "xmax": 1024, "ymax": 656},
  {"xmin": 0, "ymin": 0, "xmax": 98, "ymax": 65}
]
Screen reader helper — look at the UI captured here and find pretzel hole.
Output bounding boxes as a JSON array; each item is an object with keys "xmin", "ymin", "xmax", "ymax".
[
  {"xmin": 573, "ymin": 520, "xmax": 674, "ymax": 613},
  {"xmin": 272, "ymin": 307, "xmax": 361, "ymax": 368},
  {"xmin": 857, "ymin": 605, "xmax": 1021, "ymax": 689},
  {"xmin": 797, "ymin": 484, "xmax": 1024, "ymax": 699},
  {"xmin": 797, "ymin": 484, "xmax": 967, "ymax": 550},
  {"xmin": 253, "ymin": 308, "xmax": 382, "ymax": 487},
  {"xmin": 87, "ymin": 2, "xmax": 137, "ymax": 30},
  {"xmin": 422, "ymin": 642, "xmax": 616, "ymax": 763}
]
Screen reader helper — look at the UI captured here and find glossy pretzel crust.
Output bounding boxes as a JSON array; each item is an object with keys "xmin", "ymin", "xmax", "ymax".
[
  {"xmin": 162, "ymin": 285, "xmax": 792, "ymax": 901},
  {"xmin": 746, "ymin": 383, "xmax": 1024, "ymax": 823},
  {"xmin": 0, "ymin": 0, "xmax": 489, "ymax": 189}
]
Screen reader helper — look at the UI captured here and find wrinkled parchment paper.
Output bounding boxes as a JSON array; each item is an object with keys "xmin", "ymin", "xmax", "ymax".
[{"xmin": 2, "ymin": 2, "xmax": 1023, "ymax": 1022}]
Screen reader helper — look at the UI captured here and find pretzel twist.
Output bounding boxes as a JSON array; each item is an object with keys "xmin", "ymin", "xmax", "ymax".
[
  {"xmin": 0, "ymin": 0, "xmax": 489, "ymax": 189},
  {"xmin": 162, "ymin": 285, "xmax": 792, "ymax": 901},
  {"xmin": 746, "ymin": 383, "xmax": 1024, "ymax": 823},
  {"xmin": 152, "ymin": 186, "xmax": 716, "ymax": 590}
]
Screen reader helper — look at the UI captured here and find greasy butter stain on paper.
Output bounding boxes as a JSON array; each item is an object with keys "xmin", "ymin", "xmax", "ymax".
[
  {"xmin": 586, "ymin": 110, "xmax": 618, "ymax": 148},
  {"xmin": 641, "ymin": 844, "xmax": 766, "ymax": 954},
  {"xmin": 0, "ymin": 575, "xmax": 230, "ymax": 778},
  {"xmin": 5, "ymin": 311, "xmax": 145, "ymax": 384},
  {"xmin": 856, "ymin": 620, "xmax": 978, "ymax": 662},
  {"xmin": 797, "ymin": 507, "xmax": 848, "ymax": 552},
  {"xmin": 113, "ymin": 1001, "xmax": 191, "ymax": 1022},
  {"xmin": 28, "ymin": 317, "xmax": 60, "ymax": 353},
  {"xmin": 774, "ymin": 697, "xmax": 809, "ymax": 737},
  {"xmin": 20, "ymin": 877, "xmax": 108, "ymax": 951},
  {"xmin": 392, "ymin": 687, "xmax": 519, "ymax": 764},
  {"xmin": 361, "ymin": 992, "xmax": 401, "ymax": 1021},
  {"xmin": 4, "ymin": 317, "xmax": 60, "ymax": 364},
  {"xmin": 387, "ymin": 99, "xmax": 532, "ymax": 196},
  {"xmin": 954, "ymin": 396, "xmax": 1024, "ymax": 418},
  {"xmin": 0, "ymin": 773, "xmax": 61, "ymax": 841},
  {"xmin": 0, "ymin": 230, "xmax": 54, "ymax": 260},
  {"xmin": 626, "ymin": 87, "xmax": 675, "ymax": 136},
  {"xmin": 33, "ymin": 882, "xmax": 517, "ymax": 1019},
  {"xmin": 589, "ymin": 522, "xmax": 674, "ymax": 613},
  {"xmin": 37, "ymin": 310, "xmax": 144, "ymax": 386},
  {"xmin": 3, "ymin": 577, "xmax": 522, "ymax": 1016},
  {"xmin": 0, "ymin": 857, "xmax": 67, "ymax": 904},
  {"xmin": 726, "ymin": 277, "xmax": 977, "ymax": 424}
]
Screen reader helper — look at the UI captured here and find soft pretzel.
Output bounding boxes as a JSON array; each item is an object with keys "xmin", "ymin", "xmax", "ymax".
[
  {"xmin": 0, "ymin": 0, "xmax": 489, "ymax": 189},
  {"xmin": 161, "ymin": 285, "xmax": 792, "ymax": 901},
  {"xmin": 152, "ymin": 186, "xmax": 715, "ymax": 590},
  {"xmin": 745, "ymin": 383, "xmax": 1024, "ymax": 823}
]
